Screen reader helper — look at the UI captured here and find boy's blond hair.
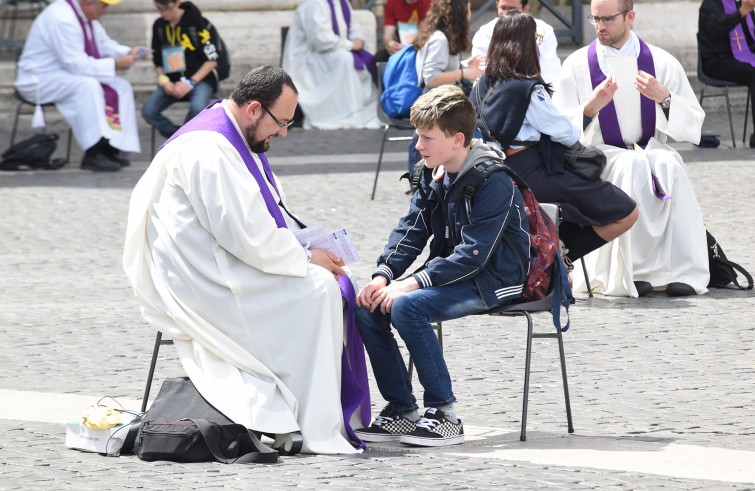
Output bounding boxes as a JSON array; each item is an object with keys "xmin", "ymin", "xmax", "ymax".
[{"xmin": 409, "ymin": 85, "xmax": 476, "ymax": 147}]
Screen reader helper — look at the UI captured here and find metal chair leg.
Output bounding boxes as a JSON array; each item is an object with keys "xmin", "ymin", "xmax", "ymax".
[
  {"xmin": 141, "ymin": 332, "xmax": 163, "ymax": 412},
  {"xmin": 557, "ymin": 330, "xmax": 574, "ymax": 434},
  {"xmin": 580, "ymin": 257, "xmax": 593, "ymax": 298},
  {"xmin": 520, "ymin": 312, "xmax": 533, "ymax": 441},
  {"xmin": 150, "ymin": 125, "xmax": 157, "ymax": 160},
  {"xmin": 744, "ymin": 88, "xmax": 751, "ymax": 145},
  {"xmin": 371, "ymin": 125, "xmax": 390, "ymax": 200},
  {"xmin": 9, "ymin": 103, "xmax": 22, "ymax": 146},
  {"xmin": 65, "ymin": 128, "xmax": 72, "ymax": 163},
  {"xmin": 724, "ymin": 87, "xmax": 736, "ymax": 148}
]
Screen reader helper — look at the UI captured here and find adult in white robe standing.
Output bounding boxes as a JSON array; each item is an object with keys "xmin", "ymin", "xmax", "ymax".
[
  {"xmin": 15, "ymin": 0, "xmax": 146, "ymax": 171},
  {"xmin": 471, "ymin": 0, "xmax": 561, "ymax": 85},
  {"xmin": 282, "ymin": 0, "xmax": 380, "ymax": 129},
  {"xmin": 123, "ymin": 66, "xmax": 370, "ymax": 454},
  {"xmin": 553, "ymin": 0, "xmax": 710, "ymax": 298}
]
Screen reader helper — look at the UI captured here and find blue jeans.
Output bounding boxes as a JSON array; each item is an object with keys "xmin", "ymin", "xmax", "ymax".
[
  {"xmin": 141, "ymin": 81, "xmax": 214, "ymax": 138},
  {"xmin": 356, "ymin": 279, "xmax": 490, "ymax": 415}
]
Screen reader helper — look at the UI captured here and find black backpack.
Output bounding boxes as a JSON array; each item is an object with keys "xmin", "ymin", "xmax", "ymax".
[
  {"xmin": 706, "ymin": 230, "xmax": 753, "ymax": 290},
  {"xmin": 1, "ymin": 133, "xmax": 66, "ymax": 171},
  {"xmin": 214, "ymin": 33, "xmax": 231, "ymax": 81}
]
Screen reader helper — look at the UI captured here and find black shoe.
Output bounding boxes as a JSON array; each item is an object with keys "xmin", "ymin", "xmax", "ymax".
[
  {"xmin": 634, "ymin": 281, "xmax": 653, "ymax": 297},
  {"xmin": 749, "ymin": 133, "xmax": 755, "ymax": 149},
  {"xmin": 399, "ymin": 408, "xmax": 464, "ymax": 447},
  {"xmin": 80, "ymin": 153, "xmax": 121, "ymax": 172},
  {"xmin": 354, "ymin": 404, "xmax": 417, "ymax": 442},
  {"xmin": 103, "ymin": 144, "xmax": 130, "ymax": 167},
  {"xmin": 666, "ymin": 282, "xmax": 696, "ymax": 297}
]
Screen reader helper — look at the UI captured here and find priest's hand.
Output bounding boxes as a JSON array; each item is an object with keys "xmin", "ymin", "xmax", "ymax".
[
  {"xmin": 372, "ymin": 277, "xmax": 419, "ymax": 315},
  {"xmin": 310, "ymin": 249, "xmax": 347, "ymax": 279},
  {"xmin": 351, "ymin": 38, "xmax": 366, "ymax": 51},
  {"xmin": 635, "ymin": 70, "xmax": 670, "ymax": 104},
  {"xmin": 357, "ymin": 276, "xmax": 389, "ymax": 309},
  {"xmin": 584, "ymin": 75, "xmax": 618, "ymax": 118},
  {"xmin": 115, "ymin": 54, "xmax": 137, "ymax": 71},
  {"xmin": 740, "ymin": 0, "xmax": 755, "ymax": 17}
]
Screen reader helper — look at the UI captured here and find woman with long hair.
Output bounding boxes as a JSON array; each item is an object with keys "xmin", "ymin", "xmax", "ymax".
[
  {"xmin": 413, "ymin": 0, "xmax": 483, "ymax": 90},
  {"xmin": 472, "ymin": 10, "xmax": 638, "ymax": 271}
]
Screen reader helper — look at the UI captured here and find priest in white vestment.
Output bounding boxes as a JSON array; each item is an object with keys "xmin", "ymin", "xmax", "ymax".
[
  {"xmin": 15, "ymin": 0, "xmax": 146, "ymax": 171},
  {"xmin": 282, "ymin": 0, "xmax": 380, "ymax": 129},
  {"xmin": 471, "ymin": 0, "xmax": 562, "ymax": 84},
  {"xmin": 123, "ymin": 66, "xmax": 369, "ymax": 454},
  {"xmin": 553, "ymin": 0, "xmax": 710, "ymax": 298}
]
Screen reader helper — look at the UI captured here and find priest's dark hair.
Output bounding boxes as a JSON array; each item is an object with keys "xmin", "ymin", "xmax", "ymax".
[
  {"xmin": 484, "ymin": 10, "xmax": 551, "ymax": 95},
  {"xmin": 230, "ymin": 65, "xmax": 298, "ymax": 108}
]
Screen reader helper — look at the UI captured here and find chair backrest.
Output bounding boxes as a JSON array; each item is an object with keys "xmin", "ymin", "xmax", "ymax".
[{"xmin": 696, "ymin": 36, "xmax": 738, "ymax": 87}]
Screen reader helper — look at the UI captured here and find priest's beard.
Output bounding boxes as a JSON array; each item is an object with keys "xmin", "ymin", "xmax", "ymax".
[
  {"xmin": 598, "ymin": 26, "xmax": 629, "ymax": 49},
  {"xmin": 245, "ymin": 121, "xmax": 270, "ymax": 154}
]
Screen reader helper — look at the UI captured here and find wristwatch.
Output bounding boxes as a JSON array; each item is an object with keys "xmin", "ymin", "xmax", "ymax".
[{"xmin": 660, "ymin": 94, "xmax": 671, "ymax": 109}]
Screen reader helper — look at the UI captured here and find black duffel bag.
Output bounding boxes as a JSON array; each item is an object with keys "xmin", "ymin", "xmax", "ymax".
[
  {"xmin": 133, "ymin": 377, "xmax": 287, "ymax": 464},
  {"xmin": 138, "ymin": 418, "xmax": 277, "ymax": 464}
]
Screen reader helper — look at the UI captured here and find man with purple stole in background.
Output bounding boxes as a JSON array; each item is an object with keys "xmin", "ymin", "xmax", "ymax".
[
  {"xmin": 699, "ymin": 0, "xmax": 755, "ymax": 148},
  {"xmin": 554, "ymin": 0, "xmax": 710, "ymax": 298},
  {"xmin": 123, "ymin": 66, "xmax": 370, "ymax": 454},
  {"xmin": 15, "ymin": 0, "xmax": 147, "ymax": 171},
  {"xmin": 282, "ymin": 0, "xmax": 380, "ymax": 129}
]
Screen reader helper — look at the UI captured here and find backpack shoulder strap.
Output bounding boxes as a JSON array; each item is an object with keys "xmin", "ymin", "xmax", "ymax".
[
  {"xmin": 190, "ymin": 419, "xmax": 279, "ymax": 464},
  {"xmin": 462, "ymin": 159, "xmax": 522, "ymax": 200}
]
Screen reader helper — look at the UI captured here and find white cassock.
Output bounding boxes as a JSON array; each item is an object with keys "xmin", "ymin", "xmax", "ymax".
[
  {"xmin": 282, "ymin": 0, "xmax": 380, "ymax": 129},
  {"xmin": 553, "ymin": 32, "xmax": 709, "ymax": 297},
  {"xmin": 14, "ymin": 0, "xmax": 139, "ymax": 153},
  {"xmin": 123, "ymin": 101, "xmax": 360, "ymax": 454},
  {"xmin": 471, "ymin": 16, "xmax": 561, "ymax": 85}
]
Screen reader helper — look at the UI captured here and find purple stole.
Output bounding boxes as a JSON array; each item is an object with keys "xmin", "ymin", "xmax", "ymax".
[
  {"xmin": 65, "ymin": 0, "xmax": 121, "ymax": 130},
  {"xmin": 587, "ymin": 38, "xmax": 656, "ymax": 149},
  {"xmin": 165, "ymin": 102, "xmax": 371, "ymax": 449},
  {"xmin": 325, "ymin": 0, "xmax": 374, "ymax": 72},
  {"xmin": 722, "ymin": 0, "xmax": 755, "ymax": 68}
]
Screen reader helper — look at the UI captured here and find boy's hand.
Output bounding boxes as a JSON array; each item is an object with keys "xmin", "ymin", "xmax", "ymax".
[
  {"xmin": 372, "ymin": 277, "xmax": 419, "ymax": 314},
  {"xmin": 357, "ymin": 276, "xmax": 388, "ymax": 308}
]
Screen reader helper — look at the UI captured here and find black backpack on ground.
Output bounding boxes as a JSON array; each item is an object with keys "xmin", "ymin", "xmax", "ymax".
[
  {"xmin": 1, "ymin": 133, "xmax": 66, "ymax": 171},
  {"xmin": 706, "ymin": 230, "xmax": 753, "ymax": 290}
]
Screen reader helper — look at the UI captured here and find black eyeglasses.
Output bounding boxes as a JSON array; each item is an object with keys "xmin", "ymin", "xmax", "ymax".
[
  {"xmin": 259, "ymin": 102, "xmax": 295, "ymax": 129},
  {"xmin": 587, "ymin": 10, "xmax": 629, "ymax": 25}
]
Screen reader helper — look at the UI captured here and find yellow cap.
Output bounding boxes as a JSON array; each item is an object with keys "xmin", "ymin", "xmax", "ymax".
[{"xmin": 99, "ymin": 0, "xmax": 122, "ymax": 5}]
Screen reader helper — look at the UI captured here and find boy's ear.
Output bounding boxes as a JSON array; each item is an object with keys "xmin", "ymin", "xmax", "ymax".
[{"xmin": 453, "ymin": 131, "xmax": 466, "ymax": 149}]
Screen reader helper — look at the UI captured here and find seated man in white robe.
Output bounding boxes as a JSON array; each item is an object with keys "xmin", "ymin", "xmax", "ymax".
[
  {"xmin": 282, "ymin": 0, "xmax": 380, "ymax": 129},
  {"xmin": 123, "ymin": 65, "xmax": 370, "ymax": 454},
  {"xmin": 471, "ymin": 0, "xmax": 561, "ymax": 84},
  {"xmin": 553, "ymin": 0, "xmax": 710, "ymax": 298},
  {"xmin": 15, "ymin": 0, "xmax": 146, "ymax": 171}
]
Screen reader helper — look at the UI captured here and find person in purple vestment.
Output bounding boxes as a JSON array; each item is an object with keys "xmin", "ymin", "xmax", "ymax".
[
  {"xmin": 699, "ymin": 0, "xmax": 755, "ymax": 148},
  {"xmin": 15, "ymin": 0, "xmax": 149, "ymax": 171},
  {"xmin": 124, "ymin": 66, "xmax": 371, "ymax": 454}
]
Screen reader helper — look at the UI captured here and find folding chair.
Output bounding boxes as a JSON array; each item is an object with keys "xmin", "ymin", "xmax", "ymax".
[
  {"xmin": 697, "ymin": 45, "xmax": 751, "ymax": 148},
  {"xmin": 370, "ymin": 61, "xmax": 415, "ymax": 200},
  {"xmin": 406, "ymin": 203, "xmax": 574, "ymax": 441},
  {"xmin": 141, "ymin": 331, "xmax": 174, "ymax": 412}
]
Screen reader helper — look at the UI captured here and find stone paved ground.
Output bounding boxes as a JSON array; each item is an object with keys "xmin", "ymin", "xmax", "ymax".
[{"xmin": 0, "ymin": 107, "xmax": 754, "ymax": 489}]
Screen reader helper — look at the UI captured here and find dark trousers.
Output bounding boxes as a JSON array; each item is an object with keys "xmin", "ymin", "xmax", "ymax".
[{"xmin": 703, "ymin": 57, "xmax": 755, "ymax": 131}]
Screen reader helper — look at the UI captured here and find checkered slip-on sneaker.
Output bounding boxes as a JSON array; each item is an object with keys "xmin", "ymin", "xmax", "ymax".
[
  {"xmin": 354, "ymin": 404, "xmax": 417, "ymax": 442},
  {"xmin": 399, "ymin": 408, "xmax": 464, "ymax": 447}
]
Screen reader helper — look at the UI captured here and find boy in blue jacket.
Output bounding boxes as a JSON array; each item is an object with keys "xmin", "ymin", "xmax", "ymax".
[{"xmin": 355, "ymin": 85, "xmax": 531, "ymax": 447}]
